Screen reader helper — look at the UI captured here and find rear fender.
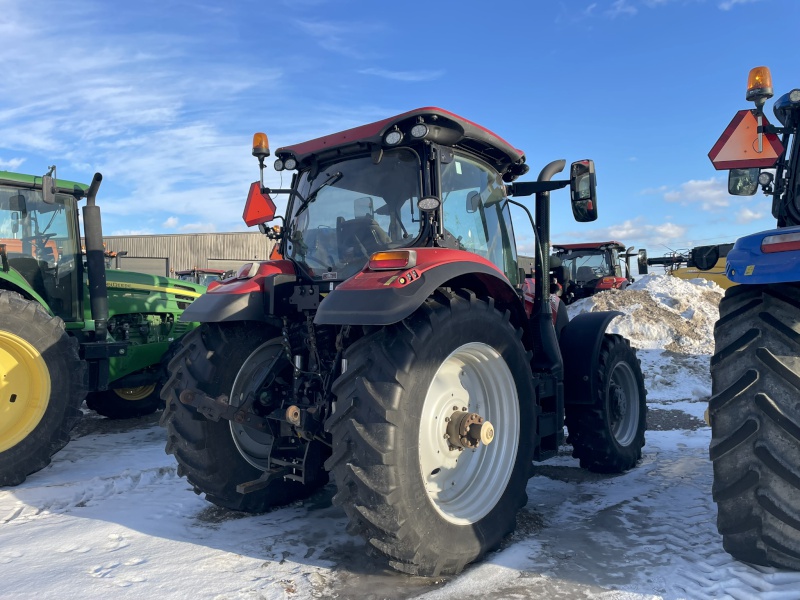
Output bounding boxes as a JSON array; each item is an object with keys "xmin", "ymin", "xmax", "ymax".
[
  {"xmin": 314, "ymin": 248, "xmax": 526, "ymax": 328},
  {"xmin": 727, "ymin": 225, "xmax": 800, "ymax": 284},
  {"xmin": 560, "ymin": 310, "xmax": 622, "ymax": 404},
  {"xmin": 0, "ymin": 272, "xmax": 52, "ymax": 312},
  {"xmin": 179, "ymin": 260, "xmax": 296, "ymax": 323}
]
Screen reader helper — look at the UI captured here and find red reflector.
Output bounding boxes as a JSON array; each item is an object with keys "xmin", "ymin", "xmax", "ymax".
[
  {"xmin": 243, "ymin": 182, "xmax": 277, "ymax": 227},
  {"xmin": 368, "ymin": 250, "xmax": 417, "ymax": 271},
  {"xmin": 762, "ymin": 232, "xmax": 800, "ymax": 253}
]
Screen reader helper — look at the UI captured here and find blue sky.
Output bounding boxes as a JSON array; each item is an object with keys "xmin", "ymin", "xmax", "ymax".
[{"xmin": 1, "ymin": 0, "xmax": 797, "ymax": 258}]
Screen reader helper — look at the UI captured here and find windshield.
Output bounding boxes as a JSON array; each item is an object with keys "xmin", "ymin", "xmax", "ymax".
[
  {"xmin": 286, "ymin": 149, "xmax": 421, "ymax": 281},
  {"xmin": 560, "ymin": 250, "xmax": 614, "ymax": 282},
  {"xmin": 0, "ymin": 185, "xmax": 81, "ymax": 320},
  {"xmin": 439, "ymin": 153, "xmax": 519, "ymax": 283}
]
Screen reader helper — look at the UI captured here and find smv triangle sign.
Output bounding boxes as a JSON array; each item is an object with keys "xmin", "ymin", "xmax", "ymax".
[{"xmin": 708, "ymin": 109, "xmax": 784, "ymax": 170}]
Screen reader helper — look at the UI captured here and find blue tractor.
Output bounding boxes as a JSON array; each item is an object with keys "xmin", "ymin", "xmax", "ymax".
[{"xmin": 708, "ymin": 66, "xmax": 800, "ymax": 570}]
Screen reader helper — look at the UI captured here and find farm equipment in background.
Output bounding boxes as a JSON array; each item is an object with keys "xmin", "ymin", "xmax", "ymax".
[
  {"xmin": 550, "ymin": 241, "xmax": 646, "ymax": 303},
  {"xmin": 707, "ymin": 66, "xmax": 800, "ymax": 570},
  {"xmin": 0, "ymin": 168, "xmax": 204, "ymax": 487},
  {"xmin": 174, "ymin": 267, "xmax": 228, "ymax": 287},
  {"xmin": 645, "ymin": 243, "xmax": 735, "ymax": 289},
  {"xmin": 161, "ymin": 107, "xmax": 647, "ymax": 576}
]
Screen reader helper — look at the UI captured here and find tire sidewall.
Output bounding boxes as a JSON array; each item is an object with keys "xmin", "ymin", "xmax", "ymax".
[
  {"xmin": 388, "ymin": 300, "xmax": 535, "ymax": 555},
  {"xmin": 599, "ymin": 338, "xmax": 646, "ymax": 456}
]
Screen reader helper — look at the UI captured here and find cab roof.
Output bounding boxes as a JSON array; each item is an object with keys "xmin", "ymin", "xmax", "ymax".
[
  {"xmin": 0, "ymin": 170, "xmax": 88, "ymax": 195},
  {"xmin": 553, "ymin": 241, "xmax": 626, "ymax": 252},
  {"xmin": 275, "ymin": 107, "xmax": 527, "ymax": 179}
]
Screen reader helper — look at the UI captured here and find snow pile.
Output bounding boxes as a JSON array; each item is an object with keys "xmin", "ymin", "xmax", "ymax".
[{"xmin": 566, "ymin": 274, "xmax": 725, "ymax": 355}]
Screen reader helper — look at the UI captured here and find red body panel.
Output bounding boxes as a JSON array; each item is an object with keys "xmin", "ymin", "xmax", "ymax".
[
  {"xmin": 594, "ymin": 277, "xmax": 628, "ymax": 291},
  {"xmin": 205, "ymin": 260, "xmax": 295, "ymax": 294},
  {"xmin": 335, "ymin": 248, "xmax": 506, "ymax": 291}
]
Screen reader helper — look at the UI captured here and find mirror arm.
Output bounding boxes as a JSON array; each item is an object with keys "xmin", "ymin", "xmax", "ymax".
[{"xmin": 506, "ymin": 179, "xmax": 569, "ymax": 197}]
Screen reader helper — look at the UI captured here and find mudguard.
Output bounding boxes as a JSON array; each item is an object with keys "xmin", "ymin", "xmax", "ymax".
[
  {"xmin": 179, "ymin": 260, "xmax": 296, "ymax": 323},
  {"xmin": 559, "ymin": 310, "xmax": 622, "ymax": 404},
  {"xmin": 726, "ymin": 225, "xmax": 800, "ymax": 284},
  {"xmin": 314, "ymin": 248, "xmax": 521, "ymax": 326}
]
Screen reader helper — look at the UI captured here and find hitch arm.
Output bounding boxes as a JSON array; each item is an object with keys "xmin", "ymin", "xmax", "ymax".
[{"xmin": 178, "ymin": 388, "xmax": 271, "ymax": 432}]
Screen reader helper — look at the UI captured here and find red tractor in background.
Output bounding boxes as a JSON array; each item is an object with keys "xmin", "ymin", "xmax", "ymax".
[
  {"xmin": 550, "ymin": 241, "xmax": 646, "ymax": 304},
  {"xmin": 161, "ymin": 107, "xmax": 647, "ymax": 576}
]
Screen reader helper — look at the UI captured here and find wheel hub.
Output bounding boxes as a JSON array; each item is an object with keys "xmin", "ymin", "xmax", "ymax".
[
  {"xmin": 0, "ymin": 331, "xmax": 51, "ymax": 453},
  {"xmin": 610, "ymin": 383, "xmax": 627, "ymax": 422},
  {"xmin": 445, "ymin": 409, "xmax": 494, "ymax": 450}
]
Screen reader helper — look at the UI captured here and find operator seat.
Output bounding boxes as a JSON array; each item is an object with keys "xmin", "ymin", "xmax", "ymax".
[
  {"xmin": 336, "ymin": 216, "xmax": 391, "ymax": 260},
  {"xmin": 7, "ymin": 255, "xmax": 48, "ymax": 299},
  {"xmin": 575, "ymin": 266, "xmax": 597, "ymax": 282}
]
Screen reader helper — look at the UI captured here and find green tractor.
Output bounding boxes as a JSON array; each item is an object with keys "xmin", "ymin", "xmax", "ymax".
[{"xmin": 0, "ymin": 168, "xmax": 204, "ymax": 486}]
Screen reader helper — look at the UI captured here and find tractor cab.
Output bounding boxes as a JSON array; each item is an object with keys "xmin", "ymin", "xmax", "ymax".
[
  {"xmin": 551, "ymin": 241, "xmax": 636, "ymax": 303},
  {"xmin": 0, "ymin": 174, "xmax": 84, "ymax": 321},
  {"xmin": 241, "ymin": 108, "xmax": 526, "ymax": 289}
]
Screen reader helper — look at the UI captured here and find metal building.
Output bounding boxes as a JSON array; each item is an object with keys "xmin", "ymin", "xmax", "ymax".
[{"xmin": 100, "ymin": 232, "xmax": 275, "ymax": 276}]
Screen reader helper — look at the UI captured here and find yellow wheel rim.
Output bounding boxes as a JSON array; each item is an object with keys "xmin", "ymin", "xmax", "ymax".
[
  {"xmin": 0, "ymin": 331, "xmax": 51, "ymax": 453},
  {"xmin": 113, "ymin": 384, "xmax": 157, "ymax": 401}
]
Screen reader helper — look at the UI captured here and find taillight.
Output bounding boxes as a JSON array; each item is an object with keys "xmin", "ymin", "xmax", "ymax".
[
  {"xmin": 762, "ymin": 231, "xmax": 800, "ymax": 253},
  {"xmin": 368, "ymin": 250, "xmax": 417, "ymax": 271}
]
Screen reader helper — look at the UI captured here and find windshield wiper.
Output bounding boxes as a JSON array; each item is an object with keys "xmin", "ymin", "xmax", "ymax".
[{"xmin": 294, "ymin": 171, "xmax": 343, "ymax": 218}]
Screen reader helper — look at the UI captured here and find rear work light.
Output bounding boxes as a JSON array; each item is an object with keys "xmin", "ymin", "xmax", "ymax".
[
  {"xmin": 369, "ymin": 250, "xmax": 417, "ymax": 271},
  {"xmin": 762, "ymin": 231, "xmax": 800, "ymax": 253}
]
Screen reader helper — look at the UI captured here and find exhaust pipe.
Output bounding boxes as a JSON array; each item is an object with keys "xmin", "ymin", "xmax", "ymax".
[{"xmin": 81, "ymin": 173, "xmax": 108, "ymax": 341}]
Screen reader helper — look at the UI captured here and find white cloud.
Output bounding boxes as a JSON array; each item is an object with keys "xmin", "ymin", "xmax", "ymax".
[
  {"xmin": 162, "ymin": 216, "xmax": 179, "ymax": 228},
  {"xmin": 663, "ymin": 178, "xmax": 729, "ymax": 211},
  {"xmin": 109, "ymin": 228, "xmax": 156, "ymax": 236},
  {"xmin": 358, "ymin": 68, "xmax": 445, "ymax": 82},
  {"xmin": 179, "ymin": 222, "xmax": 217, "ymax": 233},
  {"xmin": 294, "ymin": 19, "xmax": 379, "ymax": 59},
  {"xmin": 607, "ymin": 0, "xmax": 638, "ymax": 17},
  {"xmin": 555, "ymin": 216, "xmax": 688, "ymax": 250},
  {"xmin": 0, "ymin": 157, "xmax": 25, "ymax": 170},
  {"xmin": 736, "ymin": 204, "xmax": 770, "ymax": 224},
  {"xmin": 719, "ymin": 0, "xmax": 763, "ymax": 10}
]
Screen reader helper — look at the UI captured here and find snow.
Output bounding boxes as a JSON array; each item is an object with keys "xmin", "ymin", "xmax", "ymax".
[{"xmin": 3, "ymin": 274, "xmax": 800, "ymax": 599}]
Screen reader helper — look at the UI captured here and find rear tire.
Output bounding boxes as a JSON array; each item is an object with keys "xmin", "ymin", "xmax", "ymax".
[
  {"xmin": 0, "ymin": 291, "xmax": 86, "ymax": 486},
  {"xmin": 325, "ymin": 289, "xmax": 535, "ymax": 576},
  {"xmin": 160, "ymin": 323, "xmax": 327, "ymax": 512},
  {"xmin": 86, "ymin": 340, "xmax": 181, "ymax": 419},
  {"xmin": 566, "ymin": 334, "xmax": 646, "ymax": 473},
  {"xmin": 710, "ymin": 283, "xmax": 800, "ymax": 570}
]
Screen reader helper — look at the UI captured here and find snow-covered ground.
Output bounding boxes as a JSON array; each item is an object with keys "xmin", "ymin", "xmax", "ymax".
[{"xmin": 3, "ymin": 274, "xmax": 800, "ymax": 599}]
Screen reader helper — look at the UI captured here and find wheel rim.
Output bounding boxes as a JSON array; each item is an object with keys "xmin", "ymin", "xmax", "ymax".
[
  {"xmin": 419, "ymin": 342, "xmax": 520, "ymax": 525},
  {"xmin": 608, "ymin": 361, "xmax": 640, "ymax": 446},
  {"xmin": 113, "ymin": 384, "xmax": 156, "ymax": 401},
  {"xmin": 229, "ymin": 340, "xmax": 284, "ymax": 470},
  {"xmin": 0, "ymin": 331, "xmax": 51, "ymax": 452}
]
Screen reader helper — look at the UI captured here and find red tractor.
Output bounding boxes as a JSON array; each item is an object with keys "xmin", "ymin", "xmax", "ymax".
[
  {"xmin": 551, "ymin": 241, "xmax": 644, "ymax": 304},
  {"xmin": 161, "ymin": 108, "xmax": 647, "ymax": 576}
]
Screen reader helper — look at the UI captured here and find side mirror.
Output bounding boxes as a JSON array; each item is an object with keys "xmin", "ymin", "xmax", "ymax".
[
  {"xmin": 728, "ymin": 168, "xmax": 759, "ymax": 196},
  {"xmin": 569, "ymin": 159, "xmax": 598, "ymax": 222},
  {"xmin": 42, "ymin": 174, "xmax": 56, "ymax": 204},
  {"xmin": 8, "ymin": 194, "xmax": 27, "ymax": 216},
  {"xmin": 354, "ymin": 196, "xmax": 374, "ymax": 218},
  {"xmin": 10, "ymin": 212, "xmax": 19, "ymax": 235},
  {"xmin": 637, "ymin": 249, "xmax": 648, "ymax": 275},
  {"xmin": 466, "ymin": 190, "xmax": 481, "ymax": 214}
]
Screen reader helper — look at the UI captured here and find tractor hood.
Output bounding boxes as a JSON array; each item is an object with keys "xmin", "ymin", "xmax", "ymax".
[{"xmin": 102, "ymin": 269, "xmax": 205, "ymax": 302}]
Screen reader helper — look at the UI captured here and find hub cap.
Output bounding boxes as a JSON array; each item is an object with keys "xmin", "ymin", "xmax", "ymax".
[
  {"xmin": 113, "ymin": 384, "xmax": 157, "ymax": 401},
  {"xmin": 608, "ymin": 361, "xmax": 640, "ymax": 446},
  {"xmin": 229, "ymin": 341, "xmax": 284, "ymax": 470},
  {"xmin": 0, "ymin": 331, "xmax": 51, "ymax": 452},
  {"xmin": 419, "ymin": 342, "xmax": 519, "ymax": 525}
]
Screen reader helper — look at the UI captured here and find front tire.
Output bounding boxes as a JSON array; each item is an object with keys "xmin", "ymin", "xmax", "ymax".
[
  {"xmin": 325, "ymin": 289, "xmax": 536, "ymax": 576},
  {"xmin": 0, "ymin": 291, "xmax": 86, "ymax": 486},
  {"xmin": 710, "ymin": 283, "xmax": 800, "ymax": 570},
  {"xmin": 160, "ymin": 323, "xmax": 327, "ymax": 512},
  {"xmin": 565, "ymin": 334, "xmax": 646, "ymax": 473}
]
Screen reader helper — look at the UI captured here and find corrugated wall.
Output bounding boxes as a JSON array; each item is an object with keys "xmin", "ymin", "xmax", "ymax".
[{"xmin": 100, "ymin": 232, "xmax": 275, "ymax": 273}]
